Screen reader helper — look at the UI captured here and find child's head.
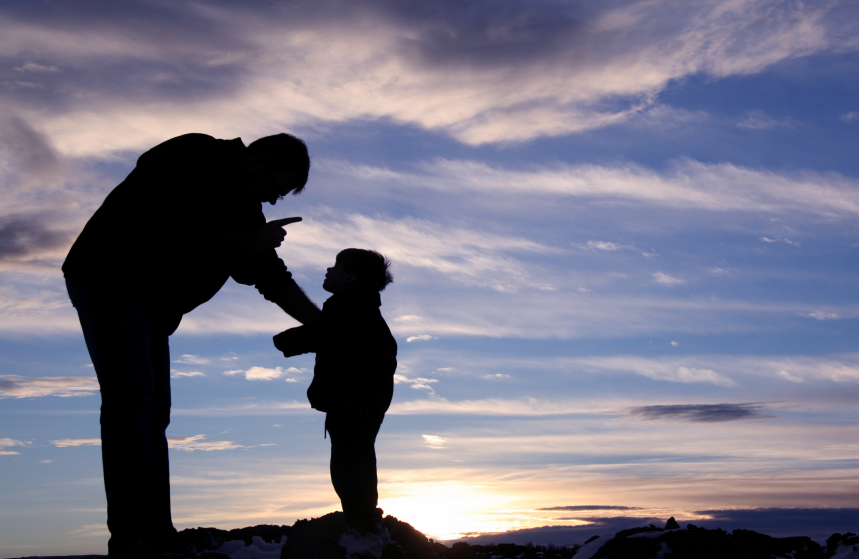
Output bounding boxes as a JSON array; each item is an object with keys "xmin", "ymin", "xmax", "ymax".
[{"xmin": 323, "ymin": 248, "xmax": 393, "ymax": 294}]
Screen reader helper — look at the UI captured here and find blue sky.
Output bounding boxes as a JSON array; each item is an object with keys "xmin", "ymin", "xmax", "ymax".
[{"xmin": 1, "ymin": 0, "xmax": 859, "ymax": 556}]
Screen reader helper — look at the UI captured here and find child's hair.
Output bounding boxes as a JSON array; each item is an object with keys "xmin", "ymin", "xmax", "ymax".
[{"xmin": 337, "ymin": 248, "xmax": 394, "ymax": 292}]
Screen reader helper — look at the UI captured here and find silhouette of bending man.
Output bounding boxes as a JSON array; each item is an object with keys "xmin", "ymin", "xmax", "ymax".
[{"xmin": 63, "ymin": 133, "xmax": 321, "ymax": 558}]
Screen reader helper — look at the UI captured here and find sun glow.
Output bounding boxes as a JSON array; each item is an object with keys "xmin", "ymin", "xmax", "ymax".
[{"xmin": 379, "ymin": 481, "xmax": 552, "ymax": 541}]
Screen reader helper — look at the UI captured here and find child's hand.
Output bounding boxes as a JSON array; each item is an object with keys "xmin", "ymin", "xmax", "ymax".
[
  {"xmin": 273, "ymin": 328, "xmax": 312, "ymax": 357},
  {"xmin": 273, "ymin": 330, "xmax": 292, "ymax": 354}
]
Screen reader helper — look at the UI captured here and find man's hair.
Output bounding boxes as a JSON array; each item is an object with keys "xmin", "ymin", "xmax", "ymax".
[
  {"xmin": 337, "ymin": 249, "xmax": 394, "ymax": 293},
  {"xmin": 247, "ymin": 133, "xmax": 311, "ymax": 193}
]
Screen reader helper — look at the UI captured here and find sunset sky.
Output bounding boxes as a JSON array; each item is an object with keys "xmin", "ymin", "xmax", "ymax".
[{"xmin": 2, "ymin": 1, "xmax": 859, "ymax": 556}]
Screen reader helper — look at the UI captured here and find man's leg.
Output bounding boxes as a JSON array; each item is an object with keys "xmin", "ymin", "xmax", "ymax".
[
  {"xmin": 67, "ymin": 279, "xmax": 173, "ymax": 555},
  {"xmin": 150, "ymin": 316, "xmax": 175, "ymax": 548},
  {"xmin": 326, "ymin": 410, "xmax": 385, "ymax": 531}
]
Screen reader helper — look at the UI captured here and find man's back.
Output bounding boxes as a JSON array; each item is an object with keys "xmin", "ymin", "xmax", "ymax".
[{"xmin": 63, "ymin": 133, "xmax": 288, "ymax": 318}]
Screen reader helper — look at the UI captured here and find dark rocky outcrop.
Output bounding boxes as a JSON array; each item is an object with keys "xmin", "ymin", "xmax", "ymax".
[
  {"xmin": 14, "ymin": 516, "xmax": 856, "ymax": 559},
  {"xmin": 577, "ymin": 520, "xmax": 837, "ymax": 559}
]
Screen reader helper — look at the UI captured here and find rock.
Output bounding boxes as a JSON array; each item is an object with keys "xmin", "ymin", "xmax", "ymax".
[
  {"xmin": 577, "ymin": 523, "xmax": 826, "ymax": 559},
  {"xmin": 280, "ymin": 512, "xmax": 350, "ymax": 559}
]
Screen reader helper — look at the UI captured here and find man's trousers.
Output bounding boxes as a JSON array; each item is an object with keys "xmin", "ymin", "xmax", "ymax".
[{"xmin": 66, "ymin": 279, "xmax": 174, "ymax": 553}]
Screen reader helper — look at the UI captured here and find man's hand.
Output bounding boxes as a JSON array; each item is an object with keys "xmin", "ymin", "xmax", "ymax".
[
  {"xmin": 273, "ymin": 282, "xmax": 322, "ymax": 325},
  {"xmin": 252, "ymin": 217, "xmax": 302, "ymax": 250}
]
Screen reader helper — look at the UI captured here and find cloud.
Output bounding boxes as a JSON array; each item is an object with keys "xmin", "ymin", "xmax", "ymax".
[
  {"xmin": 737, "ymin": 109, "xmax": 795, "ymax": 130},
  {"xmin": 480, "ymin": 374, "xmax": 510, "ymax": 380},
  {"xmin": 422, "ymin": 434, "xmax": 447, "ymax": 449},
  {"xmin": 805, "ymin": 310, "xmax": 852, "ymax": 320},
  {"xmin": 0, "ymin": 212, "xmax": 74, "ymax": 264},
  {"xmin": 15, "ymin": 62, "xmax": 59, "ymax": 73},
  {"xmin": 394, "ymin": 374, "xmax": 439, "ymax": 393},
  {"xmin": 224, "ymin": 366, "xmax": 305, "ymax": 381},
  {"xmin": 51, "ymin": 438, "xmax": 101, "ymax": 447},
  {"xmin": 324, "ymin": 156, "xmax": 859, "ymax": 218},
  {"xmin": 167, "ymin": 434, "xmax": 243, "ymax": 451},
  {"xmin": 171, "ymin": 371, "xmax": 205, "ymax": 379},
  {"xmin": 760, "ymin": 236, "xmax": 800, "ymax": 247},
  {"xmin": 841, "ymin": 112, "xmax": 859, "ymax": 122},
  {"xmin": 777, "ymin": 370, "xmax": 804, "ymax": 383},
  {"xmin": 627, "ymin": 403, "xmax": 774, "ymax": 423},
  {"xmin": 573, "ymin": 354, "xmax": 859, "ymax": 386},
  {"xmin": 174, "ymin": 354, "xmax": 211, "ymax": 364},
  {"xmin": 0, "ymin": 117, "xmax": 63, "ymax": 190},
  {"xmin": 0, "ymin": 0, "xmax": 847, "ymax": 156},
  {"xmin": 0, "ymin": 437, "xmax": 32, "ymax": 455},
  {"xmin": 388, "ymin": 397, "xmax": 592, "ymax": 416},
  {"xmin": 572, "ymin": 357, "xmax": 737, "ymax": 387},
  {"xmin": 652, "ymin": 272, "xmax": 685, "ymax": 286},
  {"xmin": 537, "ymin": 505, "xmax": 642, "ymax": 512},
  {"xmin": 580, "ymin": 241, "xmax": 631, "ymax": 252},
  {"xmin": 279, "ymin": 212, "xmax": 561, "ymax": 293},
  {"xmin": 0, "ymin": 375, "xmax": 98, "ymax": 398},
  {"xmin": 407, "ymin": 335, "xmax": 436, "ymax": 342}
]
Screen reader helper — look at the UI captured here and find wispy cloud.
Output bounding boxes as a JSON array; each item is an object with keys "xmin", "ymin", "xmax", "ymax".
[
  {"xmin": 760, "ymin": 236, "xmax": 800, "ymax": 247},
  {"xmin": 394, "ymin": 374, "xmax": 439, "ymax": 393},
  {"xmin": 279, "ymin": 212, "xmax": 561, "ymax": 293},
  {"xmin": 388, "ymin": 397, "xmax": 593, "ymax": 416},
  {"xmin": 407, "ymin": 335, "xmax": 436, "ymax": 343},
  {"xmin": 652, "ymin": 272, "xmax": 685, "ymax": 286},
  {"xmin": 224, "ymin": 367, "xmax": 305, "ymax": 381},
  {"xmin": 0, "ymin": 375, "xmax": 98, "ymax": 398},
  {"xmin": 0, "ymin": 213, "xmax": 73, "ymax": 264},
  {"xmin": 324, "ymin": 157, "xmax": 859, "ymax": 218},
  {"xmin": 804, "ymin": 310, "xmax": 858, "ymax": 321},
  {"xmin": 173, "ymin": 354, "xmax": 211, "ymax": 365},
  {"xmin": 737, "ymin": 109, "xmax": 795, "ymax": 130},
  {"xmin": 572, "ymin": 357, "xmax": 737, "ymax": 387},
  {"xmin": 627, "ymin": 403, "xmax": 774, "ymax": 422},
  {"xmin": 171, "ymin": 371, "xmax": 205, "ymax": 379},
  {"xmin": 0, "ymin": 0, "xmax": 844, "ymax": 152},
  {"xmin": 167, "ymin": 435, "xmax": 243, "ymax": 452},
  {"xmin": 579, "ymin": 241, "xmax": 632, "ymax": 252},
  {"xmin": 537, "ymin": 505, "xmax": 642, "ymax": 512},
  {"xmin": 51, "ymin": 438, "xmax": 101, "ymax": 447},
  {"xmin": 422, "ymin": 434, "xmax": 447, "ymax": 449},
  {"xmin": 0, "ymin": 437, "xmax": 32, "ymax": 455}
]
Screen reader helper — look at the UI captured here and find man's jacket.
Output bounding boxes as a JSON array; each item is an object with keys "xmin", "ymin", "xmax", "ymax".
[
  {"xmin": 63, "ymin": 134, "xmax": 295, "ymax": 330},
  {"xmin": 274, "ymin": 288, "xmax": 398, "ymax": 414}
]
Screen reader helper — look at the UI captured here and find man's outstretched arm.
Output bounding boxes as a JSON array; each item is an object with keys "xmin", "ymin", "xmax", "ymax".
[{"xmin": 272, "ymin": 282, "xmax": 321, "ymax": 324}]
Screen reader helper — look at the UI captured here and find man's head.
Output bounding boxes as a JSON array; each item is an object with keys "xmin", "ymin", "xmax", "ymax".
[
  {"xmin": 246, "ymin": 133, "xmax": 311, "ymax": 204},
  {"xmin": 323, "ymin": 249, "xmax": 394, "ymax": 294}
]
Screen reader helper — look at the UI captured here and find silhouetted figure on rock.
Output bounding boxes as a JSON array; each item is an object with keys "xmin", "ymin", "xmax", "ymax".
[
  {"xmin": 274, "ymin": 249, "xmax": 397, "ymax": 553},
  {"xmin": 63, "ymin": 132, "xmax": 321, "ymax": 558}
]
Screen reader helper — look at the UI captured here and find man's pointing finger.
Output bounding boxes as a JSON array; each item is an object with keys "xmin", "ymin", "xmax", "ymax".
[{"xmin": 270, "ymin": 217, "xmax": 303, "ymax": 227}]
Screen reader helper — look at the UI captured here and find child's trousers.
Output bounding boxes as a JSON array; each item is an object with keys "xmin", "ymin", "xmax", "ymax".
[{"xmin": 325, "ymin": 409, "xmax": 386, "ymax": 531}]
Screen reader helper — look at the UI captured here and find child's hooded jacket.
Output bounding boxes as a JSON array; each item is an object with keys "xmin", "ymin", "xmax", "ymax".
[{"xmin": 274, "ymin": 287, "xmax": 397, "ymax": 413}]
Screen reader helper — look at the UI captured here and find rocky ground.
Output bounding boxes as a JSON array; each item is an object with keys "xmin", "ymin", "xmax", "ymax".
[{"xmin": 13, "ymin": 514, "xmax": 859, "ymax": 559}]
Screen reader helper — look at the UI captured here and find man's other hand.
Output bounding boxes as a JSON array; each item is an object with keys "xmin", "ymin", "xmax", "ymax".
[{"xmin": 252, "ymin": 217, "xmax": 302, "ymax": 250}]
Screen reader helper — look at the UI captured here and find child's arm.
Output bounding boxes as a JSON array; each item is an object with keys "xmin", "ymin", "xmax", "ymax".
[{"xmin": 273, "ymin": 321, "xmax": 321, "ymax": 357}]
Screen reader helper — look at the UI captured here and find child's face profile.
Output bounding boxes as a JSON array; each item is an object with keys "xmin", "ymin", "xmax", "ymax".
[{"xmin": 323, "ymin": 258, "xmax": 357, "ymax": 293}]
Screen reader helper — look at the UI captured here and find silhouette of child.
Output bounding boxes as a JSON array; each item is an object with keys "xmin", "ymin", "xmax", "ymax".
[{"xmin": 274, "ymin": 248, "xmax": 397, "ymax": 540}]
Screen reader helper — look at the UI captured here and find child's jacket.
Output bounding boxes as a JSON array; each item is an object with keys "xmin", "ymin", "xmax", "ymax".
[{"xmin": 273, "ymin": 287, "xmax": 398, "ymax": 414}]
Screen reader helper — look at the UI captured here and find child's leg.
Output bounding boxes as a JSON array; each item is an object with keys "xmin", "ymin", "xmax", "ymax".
[{"xmin": 326, "ymin": 410, "xmax": 385, "ymax": 531}]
